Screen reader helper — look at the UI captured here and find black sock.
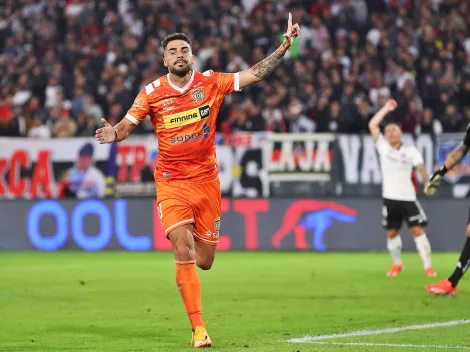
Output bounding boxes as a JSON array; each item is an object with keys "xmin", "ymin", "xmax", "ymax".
[{"xmin": 448, "ymin": 238, "xmax": 470, "ymax": 287}]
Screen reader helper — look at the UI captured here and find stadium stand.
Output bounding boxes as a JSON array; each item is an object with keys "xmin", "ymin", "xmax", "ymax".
[{"xmin": 1, "ymin": 0, "xmax": 470, "ymax": 138}]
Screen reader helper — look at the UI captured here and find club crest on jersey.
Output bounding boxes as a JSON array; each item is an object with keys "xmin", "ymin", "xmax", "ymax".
[{"xmin": 191, "ymin": 89, "xmax": 205, "ymax": 103}]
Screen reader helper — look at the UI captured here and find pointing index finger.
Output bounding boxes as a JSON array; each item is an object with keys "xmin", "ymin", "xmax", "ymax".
[{"xmin": 288, "ymin": 12, "xmax": 292, "ymax": 28}]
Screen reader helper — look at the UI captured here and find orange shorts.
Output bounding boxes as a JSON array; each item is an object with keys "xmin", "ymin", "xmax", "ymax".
[{"xmin": 156, "ymin": 178, "xmax": 221, "ymax": 246}]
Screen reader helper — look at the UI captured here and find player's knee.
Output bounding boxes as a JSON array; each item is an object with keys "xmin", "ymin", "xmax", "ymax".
[
  {"xmin": 410, "ymin": 226, "xmax": 423, "ymax": 237},
  {"xmin": 171, "ymin": 236, "xmax": 196, "ymax": 261},
  {"xmin": 387, "ymin": 229, "xmax": 400, "ymax": 238},
  {"xmin": 174, "ymin": 247, "xmax": 196, "ymax": 262},
  {"xmin": 197, "ymin": 257, "xmax": 214, "ymax": 270},
  {"xmin": 169, "ymin": 225, "xmax": 196, "ymax": 261}
]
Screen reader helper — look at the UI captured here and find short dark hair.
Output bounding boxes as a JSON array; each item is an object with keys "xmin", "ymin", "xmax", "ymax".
[
  {"xmin": 162, "ymin": 33, "xmax": 192, "ymax": 50},
  {"xmin": 383, "ymin": 120, "xmax": 401, "ymax": 130}
]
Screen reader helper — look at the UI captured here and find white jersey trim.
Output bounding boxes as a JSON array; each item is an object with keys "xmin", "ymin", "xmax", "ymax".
[
  {"xmin": 193, "ymin": 231, "xmax": 218, "ymax": 244},
  {"xmin": 145, "ymin": 82, "xmax": 154, "ymax": 95},
  {"xmin": 234, "ymin": 72, "xmax": 241, "ymax": 91},
  {"xmin": 164, "ymin": 218, "xmax": 195, "ymax": 235},
  {"xmin": 167, "ymin": 71, "xmax": 195, "ymax": 93},
  {"xmin": 125, "ymin": 113, "xmax": 139, "ymax": 125}
]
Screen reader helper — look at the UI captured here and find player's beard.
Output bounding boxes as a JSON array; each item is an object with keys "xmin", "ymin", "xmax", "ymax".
[{"xmin": 169, "ymin": 61, "xmax": 192, "ymax": 77}]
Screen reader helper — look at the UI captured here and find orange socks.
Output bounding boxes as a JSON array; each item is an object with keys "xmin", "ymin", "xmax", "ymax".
[{"xmin": 175, "ymin": 260, "xmax": 204, "ymax": 330}]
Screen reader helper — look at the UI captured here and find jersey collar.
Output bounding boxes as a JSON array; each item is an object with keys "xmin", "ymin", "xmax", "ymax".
[{"xmin": 166, "ymin": 71, "xmax": 195, "ymax": 93}]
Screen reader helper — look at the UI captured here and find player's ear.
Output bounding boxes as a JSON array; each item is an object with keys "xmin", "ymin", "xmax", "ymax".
[
  {"xmin": 163, "ymin": 56, "xmax": 168, "ymax": 68},
  {"xmin": 191, "ymin": 54, "xmax": 196, "ymax": 65}
]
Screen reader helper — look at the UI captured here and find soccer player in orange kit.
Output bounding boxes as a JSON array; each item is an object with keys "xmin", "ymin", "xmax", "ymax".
[{"xmin": 95, "ymin": 14, "xmax": 300, "ymax": 348}]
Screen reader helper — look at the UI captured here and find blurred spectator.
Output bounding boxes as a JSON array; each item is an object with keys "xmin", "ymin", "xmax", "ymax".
[
  {"xmin": 76, "ymin": 112, "xmax": 99, "ymax": 137},
  {"xmin": 1, "ymin": 0, "xmax": 470, "ymax": 138},
  {"xmin": 440, "ymin": 103, "xmax": 463, "ymax": 132},
  {"xmin": 53, "ymin": 110, "xmax": 77, "ymax": 138},
  {"xmin": 1, "ymin": 114, "xmax": 27, "ymax": 137},
  {"xmin": 401, "ymin": 100, "xmax": 422, "ymax": 134},
  {"xmin": 262, "ymin": 97, "xmax": 286, "ymax": 133},
  {"xmin": 84, "ymin": 95, "xmax": 104, "ymax": 122},
  {"xmin": 28, "ymin": 115, "xmax": 51, "ymax": 139},
  {"xmin": 286, "ymin": 98, "xmax": 315, "ymax": 133},
  {"xmin": 351, "ymin": 98, "xmax": 372, "ymax": 134},
  {"xmin": 418, "ymin": 108, "xmax": 443, "ymax": 136}
]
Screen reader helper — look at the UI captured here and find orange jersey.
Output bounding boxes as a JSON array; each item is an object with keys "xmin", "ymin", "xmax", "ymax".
[{"xmin": 125, "ymin": 70, "xmax": 240, "ymax": 182}]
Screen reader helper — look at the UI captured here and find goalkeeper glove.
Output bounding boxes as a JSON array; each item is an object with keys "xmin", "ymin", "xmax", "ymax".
[{"xmin": 424, "ymin": 165, "xmax": 448, "ymax": 196}]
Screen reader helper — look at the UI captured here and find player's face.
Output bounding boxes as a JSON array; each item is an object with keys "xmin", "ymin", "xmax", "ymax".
[
  {"xmin": 78, "ymin": 156, "xmax": 92, "ymax": 171},
  {"xmin": 163, "ymin": 40, "xmax": 195, "ymax": 77},
  {"xmin": 384, "ymin": 123, "xmax": 402, "ymax": 145}
]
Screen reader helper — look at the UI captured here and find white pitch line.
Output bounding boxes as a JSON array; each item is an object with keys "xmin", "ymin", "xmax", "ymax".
[
  {"xmin": 309, "ymin": 342, "xmax": 470, "ymax": 349},
  {"xmin": 287, "ymin": 319, "xmax": 470, "ymax": 343}
]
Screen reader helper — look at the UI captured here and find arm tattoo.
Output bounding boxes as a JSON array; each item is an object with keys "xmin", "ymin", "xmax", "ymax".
[
  {"xmin": 249, "ymin": 48, "xmax": 286, "ymax": 79},
  {"xmin": 447, "ymin": 142, "xmax": 469, "ymax": 168}
]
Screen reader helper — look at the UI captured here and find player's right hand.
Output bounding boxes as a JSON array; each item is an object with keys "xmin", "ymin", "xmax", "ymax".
[
  {"xmin": 282, "ymin": 12, "xmax": 300, "ymax": 48},
  {"xmin": 95, "ymin": 118, "xmax": 117, "ymax": 144},
  {"xmin": 384, "ymin": 99, "xmax": 398, "ymax": 112},
  {"xmin": 424, "ymin": 172, "xmax": 442, "ymax": 196}
]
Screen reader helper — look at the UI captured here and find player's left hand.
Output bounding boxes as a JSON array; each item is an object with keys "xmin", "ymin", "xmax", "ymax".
[
  {"xmin": 95, "ymin": 118, "xmax": 117, "ymax": 144},
  {"xmin": 282, "ymin": 12, "xmax": 300, "ymax": 48}
]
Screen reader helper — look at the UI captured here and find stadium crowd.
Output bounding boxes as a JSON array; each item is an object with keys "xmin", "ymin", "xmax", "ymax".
[{"xmin": 1, "ymin": 0, "xmax": 470, "ymax": 138}]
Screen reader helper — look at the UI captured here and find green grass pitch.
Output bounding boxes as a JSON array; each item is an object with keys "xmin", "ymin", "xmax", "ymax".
[{"xmin": 1, "ymin": 252, "xmax": 469, "ymax": 352}]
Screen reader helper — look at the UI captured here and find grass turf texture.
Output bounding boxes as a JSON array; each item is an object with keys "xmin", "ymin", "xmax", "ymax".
[{"xmin": 0, "ymin": 252, "xmax": 469, "ymax": 352}]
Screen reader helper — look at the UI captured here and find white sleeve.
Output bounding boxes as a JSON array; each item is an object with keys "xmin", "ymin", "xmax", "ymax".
[
  {"xmin": 234, "ymin": 72, "xmax": 241, "ymax": 92},
  {"xmin": 375, "ymin": 134, "xmax": 390, "ymax": 155},
  {"xmin": 411, "ymin": 147, "xmax": 424, "ymax": 166}
]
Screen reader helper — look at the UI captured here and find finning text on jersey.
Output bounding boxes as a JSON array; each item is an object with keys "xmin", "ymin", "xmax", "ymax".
[{"xmin": 163, "ymin": 104, "xmax": 211, "ymax": 129}]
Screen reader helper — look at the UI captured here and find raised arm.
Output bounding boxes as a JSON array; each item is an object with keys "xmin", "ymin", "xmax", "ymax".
[
  {"xmin": 238, "ymin": 12, "xmax": 300, "ymax": 89},
  {"xmin": 368, "ymin": 99, "xmax": 397, "ymax": 140}
]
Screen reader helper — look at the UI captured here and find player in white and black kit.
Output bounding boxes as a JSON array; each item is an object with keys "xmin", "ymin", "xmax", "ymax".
[
  {"xmin": 369, "ymin": 99, "xmax": 435, "ymax": 277},
  {"xmin": 425, "ymin": 124, "xmax": 470, "ymax": 295}
]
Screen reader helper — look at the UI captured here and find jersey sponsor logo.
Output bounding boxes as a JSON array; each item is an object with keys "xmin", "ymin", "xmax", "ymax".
[
  {"xmin": 191, "ymin": 89, "xmax": 205, "ymax": 103},
  {"xmin": 163, "ymin": 98, "xmax": 173, "ymax": 107},
  {"xmin": 162, "ymin": 98, "xmax": 175, "ymax": 111},
  {"xmin": 170, "ymin": 131, "xmax": 203, "ymax": 144},
  {"xmin": 170, "ymin": 122, "xmax": 211, "ymax": 144},
  {"xmin": 163, "ymin": 104, "xmax": 211, "ymax": 129}
]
